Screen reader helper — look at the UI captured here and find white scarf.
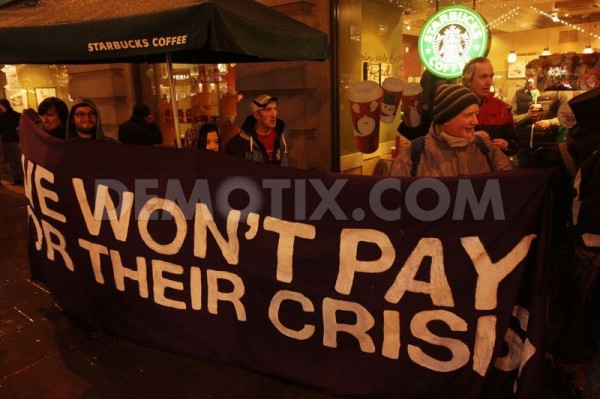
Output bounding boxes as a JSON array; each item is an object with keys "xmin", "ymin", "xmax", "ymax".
[{"xmin": 439, "ymin": 131, "xmax": 475, "ymax": 148}]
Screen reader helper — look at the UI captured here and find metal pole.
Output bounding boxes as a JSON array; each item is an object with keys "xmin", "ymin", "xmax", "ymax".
[{"xmin": 166, "ymin": 52, "xmax": 182, "ymax": 148}]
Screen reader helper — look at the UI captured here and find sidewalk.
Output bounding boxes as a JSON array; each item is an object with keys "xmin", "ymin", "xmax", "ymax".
[
  {"xmin": 0, "ymin": 177, "xmax": 25, "ymax": 196},
  {"xmin": 0, "ymin": 183, "xmax": 342, "ymax": 399}
]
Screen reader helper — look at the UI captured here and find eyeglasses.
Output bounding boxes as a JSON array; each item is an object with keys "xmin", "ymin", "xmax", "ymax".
[{"xmin": 73, "ymin": 112, "xmax": 98, "ymax": 119}]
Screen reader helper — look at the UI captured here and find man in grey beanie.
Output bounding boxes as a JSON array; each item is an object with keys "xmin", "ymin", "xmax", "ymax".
[{"xmin": 391, "ymin": 84, "xmax": 514, "ymax": 177}]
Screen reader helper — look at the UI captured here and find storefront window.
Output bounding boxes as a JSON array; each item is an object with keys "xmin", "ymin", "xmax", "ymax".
[
  {"xmin": 1, "ymin": 64, "xmax": 69, "ymax": 113},
  {"xmin": 150, "ymin": 63, "xmax": 239, "ymax": 147},
  {"xmin": 337, "ymin": 0, "xmax": 407, "ymax": 174}
]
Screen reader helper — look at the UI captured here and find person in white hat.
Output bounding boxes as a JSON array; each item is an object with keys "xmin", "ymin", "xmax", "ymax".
[{"xmin": 226, "ymin": 94, "xmax": 288, "ymax": 166}]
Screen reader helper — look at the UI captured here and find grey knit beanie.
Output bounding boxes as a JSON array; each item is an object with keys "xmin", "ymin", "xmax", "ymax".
[{"xmin": 433, "ymin": 84, "xmax": 479, "ymax": 125}]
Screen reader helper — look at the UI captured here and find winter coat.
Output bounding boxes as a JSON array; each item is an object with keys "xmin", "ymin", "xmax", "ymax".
[
  {"xmin": 390, "ymin": 124, "xmax": 514, "ymax": 177},
  {"xmin": 226, "ymin": 115, "xmax": 288, "ymax": 166},
  {"xmin": 0, "ymin": 99, "xmax": 21, "ymax": 143},
  {"xmin": 118, "ymin": 116, "xmax": 162, "ymax": 146},
  {"xmin": 477, "ymin": 93, "xmax": 519, "ymax": 156}
]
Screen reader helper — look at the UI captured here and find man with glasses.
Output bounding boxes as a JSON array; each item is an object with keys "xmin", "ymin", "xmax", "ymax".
[{"xmin": 66, "ymin": 98, "xmax": 106, "ymax": 140}]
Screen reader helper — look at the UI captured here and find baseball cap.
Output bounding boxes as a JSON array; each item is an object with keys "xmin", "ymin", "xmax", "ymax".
[{"xmin": 251, "ymin": 94, "xmax": 278, "ymax": 113}]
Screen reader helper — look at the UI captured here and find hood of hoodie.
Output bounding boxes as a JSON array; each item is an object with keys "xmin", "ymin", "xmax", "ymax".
[{"xmin": 66, "ymin": 98, "xmax": 105, "ymax": 140}]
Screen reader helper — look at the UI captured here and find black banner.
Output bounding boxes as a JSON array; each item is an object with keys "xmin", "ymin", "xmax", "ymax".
[{"xmin": 20, "ymin": 115, "xmax": 552, "ymax": 398}]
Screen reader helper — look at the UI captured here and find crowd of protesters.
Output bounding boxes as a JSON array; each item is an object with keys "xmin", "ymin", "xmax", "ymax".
[{"xmin": 2, "ymin": 67, "xmax": 599, "ymax": 396}]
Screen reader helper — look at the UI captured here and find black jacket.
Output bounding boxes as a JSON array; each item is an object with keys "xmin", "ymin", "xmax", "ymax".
[
  {"xmin": 226, "ymin": 115, "xmax": 288, "ymax": 165},
  {"xmin": 118, "ymin": 117, "xmax": 163, "ymax": 146},
  {"xmin": 0, "ymin": 102, "xmax": 21, "ymax": 143}
]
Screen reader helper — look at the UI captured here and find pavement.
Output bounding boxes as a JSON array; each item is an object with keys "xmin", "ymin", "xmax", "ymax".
[{"xmin": 0, "ymin": 179, "xmax": 348, "ymax": 399}]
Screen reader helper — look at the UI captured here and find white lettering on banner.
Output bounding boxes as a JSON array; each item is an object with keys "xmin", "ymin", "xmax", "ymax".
[
  {"xmin": 75, "ymin": 237, "xmax": 248, "ymax": 320},
  {"xmin": 323, "ymin": 297, "xmax": 376, "ymax": 354},
  {"xmin": 194, "ymin": 203, "xmax": 240, "ymax": 265},
  {"xmin": 73, "ymin": 178, "xmax": 134, "ymax": 241},
  {"xmin": 87, "ymin": 36, "xmax": 188, "ymax": 53},
  {"xmin": 462, "ymin": 235, "xmax": 536, "ymax": 311},
  {"xmin": 409, "ymin": 310, "xmax": 470, "ymax": 372},
  {"xmin": 473, "ymin": 315, "xmax": 497, "ymax": 376},
  {"xmin": 269, "ymin": 290, "xmax": 316, "ymax": 340},
  {"xmin": 27, "ymin": 206, "xmax": 43, "ymax": 251},
  {"xmin": 336, "ymin": 228, "xmax": 395, "ymax": 295},
  {"xmin": 263, "ymin": 217, "xmax": 316, "ymax": 283},
  {"xmin": 41, "ymin": 219, "xmax": 73, "ymax": 271},
  {"xmin": 36, "ymin": 164, "xmax": 66, "ymax": 223},
  {"xmin": 78, "ymin": 239, "xmax": 109, "ymax": 284},
  {"xmin": 384, "ymin": 237, "xmax": 454, "ymax": 307},
  {"xmin": 110, "ymin": 249, "xmax": 149, "ymax": 299},
  {"xmin": 138, "ymin": 198, "xmax": 186, "ymax": 255},
  {"xmin": 22, "ymin": 156, "xmax": 538, "ymax": 373}
]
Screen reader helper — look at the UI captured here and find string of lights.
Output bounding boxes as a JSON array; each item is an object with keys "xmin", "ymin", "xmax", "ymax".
[
  {"xmin": 530, "ymin": 5, "xmax": 600, "ymax": 41},
  {"xmin": 487, "ymin": 6, "xmax": 519, "ymax": 30}
]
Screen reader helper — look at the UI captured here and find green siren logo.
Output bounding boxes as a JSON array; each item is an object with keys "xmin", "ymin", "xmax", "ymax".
[{"xmin": 418, "ymin": 6, "xmax": 490, "ymax": 79}]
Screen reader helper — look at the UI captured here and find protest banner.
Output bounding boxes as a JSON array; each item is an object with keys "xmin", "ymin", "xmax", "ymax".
[{"xmin": 20, "ymin": 115, "xmax": 552, "ymax": 398}]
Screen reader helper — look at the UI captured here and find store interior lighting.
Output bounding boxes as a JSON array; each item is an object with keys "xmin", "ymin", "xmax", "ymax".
[
  {"xmin": 540, "ymin": 28, "xmax": 551, "ymax": 56},
  {"xmin": 507, "ymin": 49, "xmax": 517, "ymax": 63},
  {"xmin": 507, "ymin": 5, "xmax": 517, "ymax": 64},
  {"xmin": 583, "ymin": 21, "xmax": 594, "ymax": 54}
]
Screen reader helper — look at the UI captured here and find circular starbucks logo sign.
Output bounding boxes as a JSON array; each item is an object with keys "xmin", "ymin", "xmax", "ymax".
[{"xmin": 418, "ymin": 6, "xmax": 490, "ymax": 79}]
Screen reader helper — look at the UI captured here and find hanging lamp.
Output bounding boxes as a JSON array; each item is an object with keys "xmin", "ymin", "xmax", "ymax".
[
  {"xmin": 583, "ymin": 21, "xmax": 593, "ymax": 54},
  {"xmin": 541, "ymin": 28, "xmax": 551, "ymax": 56},
  {"xmin": 507, "ymin": 7, "xmax": 518, "ymax": 63}
]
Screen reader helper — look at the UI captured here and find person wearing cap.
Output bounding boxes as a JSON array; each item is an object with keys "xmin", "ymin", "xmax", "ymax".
[
  {"xmin": 462, "ymin": 57, "xmax": 519, "ymax": 157},
  {"xmin": 118, "ymin": 103, "xmax": 163, "ymax": 146},
  {"xmin": 226, "ymin": 94, "xmax": 288, "ymax": 166},
  {"xmin": 390, "ymin": 84, "xmax": 514, "ymax": 177}
]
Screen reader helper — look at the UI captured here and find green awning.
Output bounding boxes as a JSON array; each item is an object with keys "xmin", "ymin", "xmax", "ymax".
[{"xmin": 0, "ymin": 0, "xmax": 330, "ymax": 64}]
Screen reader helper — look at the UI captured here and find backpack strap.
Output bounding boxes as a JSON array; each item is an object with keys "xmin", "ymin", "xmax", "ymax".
[
  {"xmin": 473, "ymin": 135, "xmax": 490, "ymax": 161},
  {"xmin": 472, "ymin": 135, "xmax": 495, "ymax": 170},
  {"xmin": 410, "ymin": 136, "xmax": 425, "ymax": 177}
]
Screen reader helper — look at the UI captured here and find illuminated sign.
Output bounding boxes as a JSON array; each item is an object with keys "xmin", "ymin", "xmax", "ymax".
[{"xmin": 418, "ymin": 6, "xmax": 490, "ymax": 79}]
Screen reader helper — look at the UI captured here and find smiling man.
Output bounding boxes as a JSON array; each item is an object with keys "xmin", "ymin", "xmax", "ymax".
[
  {"xmin": 66, "ymin": 98, "xmax": 106, "ymax": 141},
  {"xmin": 226, "ymin": 94, "xmax": 288, "ymax": 166},
  {"xmin": 390, "ymin": 85, "xmax": 514, "ymax": 177}
]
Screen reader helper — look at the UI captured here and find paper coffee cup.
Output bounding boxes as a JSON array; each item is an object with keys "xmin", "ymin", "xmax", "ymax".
[
  {"xmin": 530, "ymin": 103, "xmax": 542, "ymax": 122},
  {"xmin": 348, "ymin": 80, "xmax": 383, "ymax": 154},
  {"xmin": 401, "ymin": 82, "xmax": 423, "ymax": 128},
  {"xmin": 380, "ymin": 77, "xmax": 404, "ymax": 124}
]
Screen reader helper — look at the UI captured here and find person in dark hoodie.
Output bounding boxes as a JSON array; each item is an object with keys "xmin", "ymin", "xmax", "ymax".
[
  {"xmin": 38, "ymin": 97, "xmax": 69, "ymax": 139},
  {"xmin": 66, "ymin": 97, "xmax": 107, "ymax": 141},
  {"xmin": 226, "ymin": 94, "xmax": 288, "ymax": 166},
  {"xmin": 118, "ymin": 103, "xmax": 163, "ymax": 146},
  {"xmin": 65, "ymin": 98, "xmax": 110, "ymax": 339},
  {"xmin": 0, "ymin": 98, "xmax": 23, "ymax": 185}
]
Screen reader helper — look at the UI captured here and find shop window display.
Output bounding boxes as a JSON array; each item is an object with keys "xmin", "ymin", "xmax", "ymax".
[{"xmin": 152, "ymin": 63, "xmax": 239, "ymax": 147}]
